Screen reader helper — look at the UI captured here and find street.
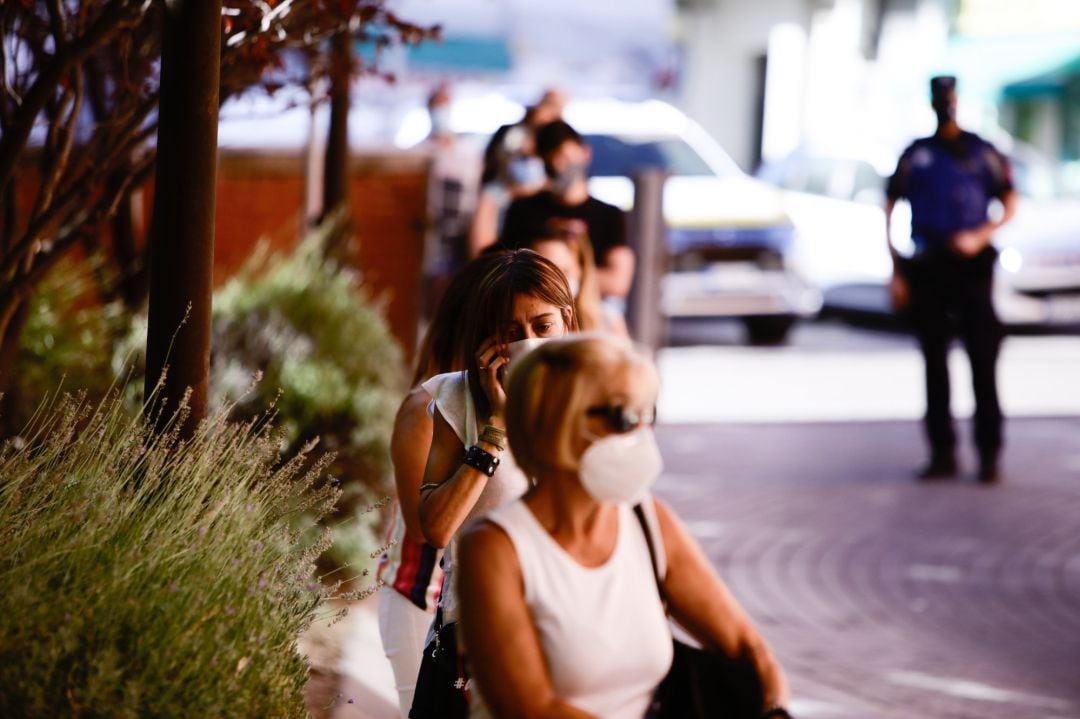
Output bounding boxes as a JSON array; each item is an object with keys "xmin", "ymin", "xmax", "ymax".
[{"xmin": 654, "ymin": 318, "xmax": 1080, "ymax": 719}]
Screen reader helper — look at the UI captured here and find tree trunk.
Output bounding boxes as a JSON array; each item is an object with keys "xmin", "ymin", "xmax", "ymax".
[
  {"xmin": 321, "ymin": 31, "xmax": 351, "ymax": 222},
  {"xmin": 87, "ymin": 55, "xmax": 149, "ymax": 310},
  {"xmin": 0, "ymin": 173, "xmax": 21, "ymax": 396},
  {"xmin": 0, "ymin": 297, "xmax": 31, "ymax": 432},
  {"xmin": 112, "ymin": 179, "xmax": 149, "ymax": 309},
  {"xmin": 144, "ymin": 0, "xmax": 221, "ymax": 437},
  {"xmin": 1, "ymin": 171, "xmax": 14, "ymax": 255}
]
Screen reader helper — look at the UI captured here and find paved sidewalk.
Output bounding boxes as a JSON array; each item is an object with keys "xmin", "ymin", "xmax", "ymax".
[
  {"xmin": 322, "ymin": 416, "xmax": 1080, "ymax": 719},
  {"xmin": 655, "ymin": 417, "xmax": 1080, "ymax": 719},
  {"xmin": 302, "ymin": 596, "xmax": 400, "ymax": 719}
]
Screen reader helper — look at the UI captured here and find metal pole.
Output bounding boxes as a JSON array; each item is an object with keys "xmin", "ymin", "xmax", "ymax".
[{"xmin": 627, "ymin": 169, "xmax": 668, "ymax": 354}]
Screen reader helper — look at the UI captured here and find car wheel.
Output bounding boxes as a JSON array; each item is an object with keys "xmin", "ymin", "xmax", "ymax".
[{"xmin": 742, "ymin": 315, "xmax": 795, "ymax": 345}]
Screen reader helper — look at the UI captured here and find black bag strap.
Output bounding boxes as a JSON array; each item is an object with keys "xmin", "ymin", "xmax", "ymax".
[{"xmin": 633, "ymin": 502, "xmax": 669, "ymax": 613}]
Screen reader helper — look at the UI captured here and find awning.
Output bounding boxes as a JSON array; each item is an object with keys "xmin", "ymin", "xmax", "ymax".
[{"xmin": 1003, "ymin": 55, "xmax": 1080, "ymax": 100}]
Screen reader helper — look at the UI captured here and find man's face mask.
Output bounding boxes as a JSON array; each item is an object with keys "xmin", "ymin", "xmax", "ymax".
[
  {"xmin": 548, "ymin": 162, "xmax": 587, "ymax": 195},
  {"xmin": 429, "ymin": 106, "xmax": 452, "ymax": 136},
  {"xmin": 508, "ymin": 156, "xmax": 546, "ymax": 188}
]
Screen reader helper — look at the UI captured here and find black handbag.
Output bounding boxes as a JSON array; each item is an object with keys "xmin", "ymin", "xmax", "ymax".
[
  {"xmin": 408, "ymin": 608, "xmax": 470, "ymax": 719},
  {"xmin": 633, "ymin": 504, "xmax": 766, "ymax": 719}
]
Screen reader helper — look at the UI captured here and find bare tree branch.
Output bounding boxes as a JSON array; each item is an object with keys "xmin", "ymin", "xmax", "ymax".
[
  {"xmin": 46, "ymin": 0, "xmax": 67, "ymax": 47},
  {"xmin": 0, "ymin": 1, "xmax": 144, "ymax": 196},
  {"xmin": 32, "ymin": 68, "xmax": 83, "ymax": 223}
]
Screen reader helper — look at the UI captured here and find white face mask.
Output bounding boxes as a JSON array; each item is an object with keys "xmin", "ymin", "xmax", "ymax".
[
  {"xmin": 505, "ymin": 337, "xmax": 551, "ymax": 372},
  {"xmin": 578, "ymin": 426, "xmax": 663, "ymax": 504},
  {"xmin": 429, "ymin": 106, "xmax": 452, "ymax": 136},
  {"xmin": 508, "ymin": 156, "xmax": 546, "ymax": 188}
]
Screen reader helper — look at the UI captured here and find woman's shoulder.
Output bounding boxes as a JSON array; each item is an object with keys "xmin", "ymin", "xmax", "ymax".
[
  {"xmin": 458, "ymin": 514, "xmax": 519, "ymax": 570},
  {"xmin": 420, "ymin": 370, "xmax": 467, "ymax": 398},
  {"xmin": 397, "ymin": 385, "xmax": 433, "ymax": 415},
  {"xmin": 392, "ymin": 387, "xmax": 435, "ymax": 439},
  {"xmin": 421, "ymin": 370, "xmax": 473, "ymax": 445}
]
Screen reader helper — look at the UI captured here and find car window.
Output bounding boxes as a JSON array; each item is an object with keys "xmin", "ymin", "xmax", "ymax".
[
  {"xmin": 852, "ymin": 161, "xmax": 885, "ymax": 198},
  {"xmin": 584, "ymin": 134, "xmax": 715, "ymax": 177},
  {"xmin": 802, "ymin": 159, "xmax": 834, "ymax": 196}
]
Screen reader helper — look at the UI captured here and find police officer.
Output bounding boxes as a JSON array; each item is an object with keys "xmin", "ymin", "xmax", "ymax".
[{"xmin": 885, "ymin": 75, "xmax": 1018, "ymax": 483}]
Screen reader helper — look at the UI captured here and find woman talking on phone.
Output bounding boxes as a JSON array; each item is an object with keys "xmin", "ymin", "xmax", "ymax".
[{"xmin": 410, "ymin": 249, "xmax": 580, "ymax": 718}]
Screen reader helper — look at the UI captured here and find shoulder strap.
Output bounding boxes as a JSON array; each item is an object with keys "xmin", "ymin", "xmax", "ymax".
[{"xmin": 632, "ymin": 503, "xmax": 668, "ymax": 612}]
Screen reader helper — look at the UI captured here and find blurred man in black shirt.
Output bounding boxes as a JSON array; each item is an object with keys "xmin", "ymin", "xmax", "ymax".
[{"xmin": 499, "ymin": 120, "xmax": 634, "ymax": 305}]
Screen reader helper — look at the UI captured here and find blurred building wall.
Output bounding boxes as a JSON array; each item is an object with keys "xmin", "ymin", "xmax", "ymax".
[
  {"xmin": 676, "ymin": 0, "xmax": 814, "ymax": 171},
  {"xmin": 675, "ymin": 0, "xmax": 939, "ymax": 171}
]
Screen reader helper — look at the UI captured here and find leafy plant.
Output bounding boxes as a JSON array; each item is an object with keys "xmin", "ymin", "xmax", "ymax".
[
  {"xmin": 210, "ymin": 223, "xmax": 405, "ymax": 575},
  {"xmin": 0, "ymin": 390, "xmax": 341, "ymax": 717},
  {"xmin": 4, "ymin": 259, "xmax": 129, "ymax": 435},
  {"xmin": 114, "ymin": 218, "xmax": 406, "ymax": 575}
]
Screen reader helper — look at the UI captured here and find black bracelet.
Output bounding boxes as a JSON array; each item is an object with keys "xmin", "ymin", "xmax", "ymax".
[
  {"xmin": 761, "ymin": 707, "xmax": 792, "ymax": 719},
  {"xmin": 462, "ymin": 445, "xmax": 500, "ymax": 477}
]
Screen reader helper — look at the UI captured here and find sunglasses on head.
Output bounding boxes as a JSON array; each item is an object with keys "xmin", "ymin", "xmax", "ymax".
[{"xmin": 585, "ymin": 405, "xmax": 656, "ymax": 433}]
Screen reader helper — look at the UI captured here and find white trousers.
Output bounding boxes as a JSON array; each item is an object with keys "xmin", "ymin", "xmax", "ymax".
[{"xmin": 377, "ymin": 586, "xmax": 435, "ymax": 718}]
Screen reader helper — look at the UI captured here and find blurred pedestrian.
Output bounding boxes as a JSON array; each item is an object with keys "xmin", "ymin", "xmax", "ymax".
[
  {"xmin": 500, "ymin": 119, "xmax": 635, "ymax": 321},
  {"xmin": 421, "ymin": 84, "xmax": 481, "ymax": 320},
  {"xmin": 457, "ymin": 334, "xmax": 791, "ymax": 718},
  {"xmin": 523, "ymin": 219, "xmax": 627, "ymax": 335},
  {"xmin": 377, "ymin": 253, "xmax": 507, "ymax": 716},
  {"xmin": 468, "ymin": 88, "xmax": 566, "ymax": 255},
  {"xmin": 885, "ymin": 75, "xmax": 1018, "ymax": 483},
  {"xmin": 410, "ymin": 249, "xmax": 581, "ymax": 718}
]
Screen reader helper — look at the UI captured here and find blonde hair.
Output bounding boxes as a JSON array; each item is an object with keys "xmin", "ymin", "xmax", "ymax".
[{"xmin": 504, "ymin": 334, "xmax": 659, "ymax": 480}]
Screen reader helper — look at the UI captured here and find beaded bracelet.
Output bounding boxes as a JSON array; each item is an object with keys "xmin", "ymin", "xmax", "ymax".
[{"xmin": 479, "ymin": 424, "xmax": 506, "ymax": 451}]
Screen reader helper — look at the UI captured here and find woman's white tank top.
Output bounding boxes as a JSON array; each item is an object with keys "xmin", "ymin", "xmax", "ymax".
[
  {"xmin": 471, "ymin": 499, "xmax": 673, "ymax": 719},
  {"xmin": 421, "ymin": 370, "xmax": 530, "ymax": 624}
]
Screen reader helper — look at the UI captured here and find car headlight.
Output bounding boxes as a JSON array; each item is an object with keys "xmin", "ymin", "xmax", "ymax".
[{"xmin": 998, "ymin": 247, "xmax": 1023, "ymax": 273}]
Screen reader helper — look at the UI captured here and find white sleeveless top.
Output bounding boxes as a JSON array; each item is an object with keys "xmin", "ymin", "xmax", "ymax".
[
  {"xmin": 471, "ymin": 499, "xmax": 674, "ymax": 719},
  {"xmin": 421, "ymin": 371, "xmax": 530, "ymax": 624}
]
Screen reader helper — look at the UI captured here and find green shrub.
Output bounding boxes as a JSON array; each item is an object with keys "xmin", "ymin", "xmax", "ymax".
[
  {"xmin": 7, "ymin": 260, "xmax": 128, "ymax": 433},
  {"xmin": 0, "ymin": 391, "xmax": 340, "ymax": 717},
  {"xmin": 115, "ymin": 218, "xmax": 405, "ymax": 575}
]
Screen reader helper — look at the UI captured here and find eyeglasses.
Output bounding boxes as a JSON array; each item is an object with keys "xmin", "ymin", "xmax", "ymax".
[{"xmin": 585, "ymin": 405, "xmax": 656, "ymax": 434}]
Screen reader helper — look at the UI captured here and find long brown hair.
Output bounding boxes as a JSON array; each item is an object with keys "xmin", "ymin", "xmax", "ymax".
[
  {"xmin": 461, "ymin": 249, "xmax": 580, "ymax": 421},
  {"xmin": 411, "ymin": 253, "xmax": 507, "ymax": 386}
]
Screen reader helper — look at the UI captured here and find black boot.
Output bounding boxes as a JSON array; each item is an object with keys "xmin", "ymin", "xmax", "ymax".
[
  {"xmin": 978, "ymin": 452, "xmax": 1001, "ymax": 484},
  {"xmin": 917, "ymin": 454, "xmax": 958, "ymax": 480}
]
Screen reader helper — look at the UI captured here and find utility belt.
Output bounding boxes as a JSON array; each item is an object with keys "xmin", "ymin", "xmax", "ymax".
[{"xmin": 906, "ymin": 232, "xmax": 998, "ymax": 264}]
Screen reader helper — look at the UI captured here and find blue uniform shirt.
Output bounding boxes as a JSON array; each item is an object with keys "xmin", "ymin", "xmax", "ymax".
[{"xmin": 887, "ymin": 131, "xmax": 1013, "ymax": 251}]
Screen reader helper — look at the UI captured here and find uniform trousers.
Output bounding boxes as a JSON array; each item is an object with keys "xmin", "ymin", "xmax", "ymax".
[{"xmin": 900, "ymin": 245, "xmax": 1003, "ymax": 461}]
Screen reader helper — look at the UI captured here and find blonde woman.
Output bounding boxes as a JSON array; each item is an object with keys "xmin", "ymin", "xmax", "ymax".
[{"xmin": 457, "ymin": 335, "xmax": 790, "ymax": 719}]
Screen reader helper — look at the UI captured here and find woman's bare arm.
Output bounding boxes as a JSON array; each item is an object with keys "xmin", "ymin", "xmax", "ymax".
[
  {"xmin": 417, "ymin": 410, "xmax": 498, "ymax": 548},
  {"xmin": 389, "ymin": 389, "xmax": 436, "ymax": 545},
  {"xmin": 653, "ymin": 498, "xmax": 790, "ymax": 710},
  {"xmin": 457, "ymin": 522, "xmax": 597, "ymax": 719}
]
